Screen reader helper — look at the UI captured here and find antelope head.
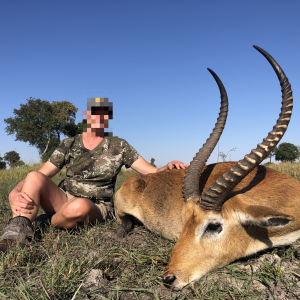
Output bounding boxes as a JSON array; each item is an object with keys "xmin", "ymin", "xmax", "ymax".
[{"xmin": 163, "ymin": 46, "xmax": 294, "ymax": 290}]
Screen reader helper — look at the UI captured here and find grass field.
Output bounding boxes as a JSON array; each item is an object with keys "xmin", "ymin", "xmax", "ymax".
[
  {"xmin": 1, "ymin": 162, "xmax": 300, "ymax": 299},
  {"xmin": 265, "ymin": 161, "xmax": 300, "ymax": 181}
]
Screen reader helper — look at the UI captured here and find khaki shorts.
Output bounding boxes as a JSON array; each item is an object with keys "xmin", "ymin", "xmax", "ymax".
[{"xmin": 59, "ymin": 188, "xmax": 115, "ymax": 222}]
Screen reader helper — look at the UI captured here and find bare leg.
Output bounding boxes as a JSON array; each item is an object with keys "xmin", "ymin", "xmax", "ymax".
[
  {"xmin": 16, "ymin": 171, "xmax": 67, "ymax": 222},
  {"xmin": 16, "ymin": 171, "xmax": 102, "ymax": 229},
  {"xmin": 51, "ymin": 198, "xmax": 103, "ymax": 229}
]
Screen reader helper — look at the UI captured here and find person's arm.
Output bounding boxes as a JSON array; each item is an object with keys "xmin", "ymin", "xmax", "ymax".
[
  {"xmin": 9, "ymin": 162, "xmax": 61, "ymax": 216},
  {"xmin": 37, "ymin": 161, "xmax": 62, "ymax": 178},
  {"xmin": 131, "ymin": 157, "xmax": 188, "ymax": 175}
]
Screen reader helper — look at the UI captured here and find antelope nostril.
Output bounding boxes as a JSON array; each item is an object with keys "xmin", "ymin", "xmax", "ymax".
[{"xmin": 163, "ymin": 275, "xmax": 176, "ymax": 287}]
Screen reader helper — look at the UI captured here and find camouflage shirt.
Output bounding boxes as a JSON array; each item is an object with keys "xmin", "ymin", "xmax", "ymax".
[{"xmin": 49, "ymin": 135, "xmax": 141, "ymax": 200}]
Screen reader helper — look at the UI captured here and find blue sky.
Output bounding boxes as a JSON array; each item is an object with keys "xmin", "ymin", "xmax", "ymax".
[{"xmin": 0, "ymin": 0, "xmax": 299, "ymax": 167}]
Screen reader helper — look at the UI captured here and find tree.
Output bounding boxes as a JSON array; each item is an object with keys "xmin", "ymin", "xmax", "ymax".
[
  {"xmin": 150, "ymin": 158, "xmax": 156, "ymax": 167},
  {"xmin": 218, "ymin": 148, "xmax": 237, "ymax": 162},
  {"xmin": 63, "ymin": 121, "xmax": 85, "ymax": 136},
  {"xmin": 51, "ymin": 101, "xmax": 79, "ymax": 140},
  {"xmin": 274, "ymin": 143, "xmax": 299, "ymax": 162},
  {"xmin": 267, "ymin": 149, "xmax": 276, "ymax": 163},
  {"xmin": 0, "ymin": 157, "xmax": 6, "ymax": 170},
  {"xmin": 41, "ymin": 137, "xmax": 61, "ymax": 162},
  {"xmin": 297, "ymin": 145, "xmax": 300, "ymax": 161},
  {"xmin": 4, "ymin": 98, "xmax": 78, "ymax": 160},
  {"xmin": 13, "ymin": 160, "xmax": 25, "ymax": 168},
  {"xmin": 3, "ymin": 151, "xmax": 20, "ymax": 168}
]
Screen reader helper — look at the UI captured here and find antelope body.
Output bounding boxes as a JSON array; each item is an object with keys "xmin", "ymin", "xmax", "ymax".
[{"xmin": 114, "ymin": 46, "xmax": 299, "ymax": 289}]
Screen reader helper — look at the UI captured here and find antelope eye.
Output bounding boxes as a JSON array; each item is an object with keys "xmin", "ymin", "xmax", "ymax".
[{"xmin": 206, "ymin": 223, "xmax": 222, "ymax": 233}]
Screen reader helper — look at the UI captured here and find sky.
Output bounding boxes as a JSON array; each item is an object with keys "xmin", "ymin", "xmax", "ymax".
[{"xmin": 0, "ymin": 0, "xmax": 299, "ymax": 168}]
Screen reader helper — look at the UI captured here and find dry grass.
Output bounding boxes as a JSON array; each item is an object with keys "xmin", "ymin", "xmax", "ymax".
[{"xmin": 264, "ymin": 161, "xmax": 300, "ymax": 181}]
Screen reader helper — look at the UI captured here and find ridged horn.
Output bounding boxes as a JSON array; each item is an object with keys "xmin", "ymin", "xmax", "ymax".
[
  {"xmin": 182, "ymin": 68, "xmax": 229, "ymax": 202},
  {"xmin": 199, "ymin": 45, "xmax": 293, "ymax": 211}
]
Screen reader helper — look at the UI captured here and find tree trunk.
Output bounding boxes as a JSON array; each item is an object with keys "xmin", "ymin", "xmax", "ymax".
[
  {"xmin": 43, "ymin": 132, "xmax": 51, "ymax": 155},
  {"xmin": 56, "ymin": 130, "xmax": 60, "ymax": 143}
]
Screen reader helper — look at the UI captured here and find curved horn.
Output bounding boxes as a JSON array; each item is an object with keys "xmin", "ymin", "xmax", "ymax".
[
  {"xmin": 182, "ymin": 69, "xmax": 229, "ymax": 202},
  {"xmin": 200, "ymin": 45, "xmax": 293, "ymax": 211}
]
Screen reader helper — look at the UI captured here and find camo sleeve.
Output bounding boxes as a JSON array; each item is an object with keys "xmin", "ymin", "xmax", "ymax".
[
  {"xmin": 49, "ymin": 138, "xmax": 74, "ymax": 169},
  {"xmin": 122, "ymin": 139, "xmax": 141, "ymax": 168}
]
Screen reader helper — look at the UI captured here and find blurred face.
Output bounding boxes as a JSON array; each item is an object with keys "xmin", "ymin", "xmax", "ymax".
[
  {"xmin": 87, "ymin": 111, "xmax": 109, "ymax": 128},
  {"xmin": 83, "ymin": 108, "xmax": 110, "ymax": 131}
]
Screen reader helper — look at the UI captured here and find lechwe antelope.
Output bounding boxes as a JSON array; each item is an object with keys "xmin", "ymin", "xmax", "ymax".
[{"xmin": 115, "ymin": 46, "xmax": 300, "ymax": 289}]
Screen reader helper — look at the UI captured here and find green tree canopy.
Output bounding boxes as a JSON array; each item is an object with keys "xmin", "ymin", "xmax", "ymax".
[
  {"xmin": 274, "ymin": 143, "xmax": 300, "ymax": 162},
  {"xmin": 63, "ymin": 120, "xmax": 84, "ymax": 137},
  {"xmin": 150, "ymin": 158, "xmax": 156, "ymax": 167},
  {"xmin": 13, "ymin": 160, "xmax": 25, "ymax": 168},
  {"xmin": 4, "ymin": 98, "xmax": 78, "ymax": 160},
  {"xmin": 0, "ymin": 157, "xmax": 6, "ymax": 170},
  {"xmin": 3, "ymin": 151, "xmax": 20, "ymax": 167}
]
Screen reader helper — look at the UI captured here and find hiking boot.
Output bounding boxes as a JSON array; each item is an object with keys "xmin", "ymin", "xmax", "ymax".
[{"xmin": 0, "ymin": 216, "xmax": 34, "ymax": 253}]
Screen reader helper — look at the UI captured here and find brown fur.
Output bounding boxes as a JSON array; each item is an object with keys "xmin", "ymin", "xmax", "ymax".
[
  {"xmin": 115, "ymin": 168, "xmax": 186, "ymax": 239},
  {"xmin": 114, "ymin": 162, "xmax": 300, "ymax": 288}
]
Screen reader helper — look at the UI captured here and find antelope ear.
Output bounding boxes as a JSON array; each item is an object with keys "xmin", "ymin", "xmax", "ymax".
[
  {"xmin": 133, "ymin": 179, "xmax": 147, "ymax": 192},
  {"xmin": 238, "ymin": 205, "xmax": 294, "ymax": 228}
]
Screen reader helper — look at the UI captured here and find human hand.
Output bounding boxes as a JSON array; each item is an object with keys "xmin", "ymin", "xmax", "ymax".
[
  {"xmin": 167, "ymin": 160, "xmax": 189, "ymax": 170},
  {"xmin": 9, "ymin": 191, "xmax": 34, "ymax": 216}
]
